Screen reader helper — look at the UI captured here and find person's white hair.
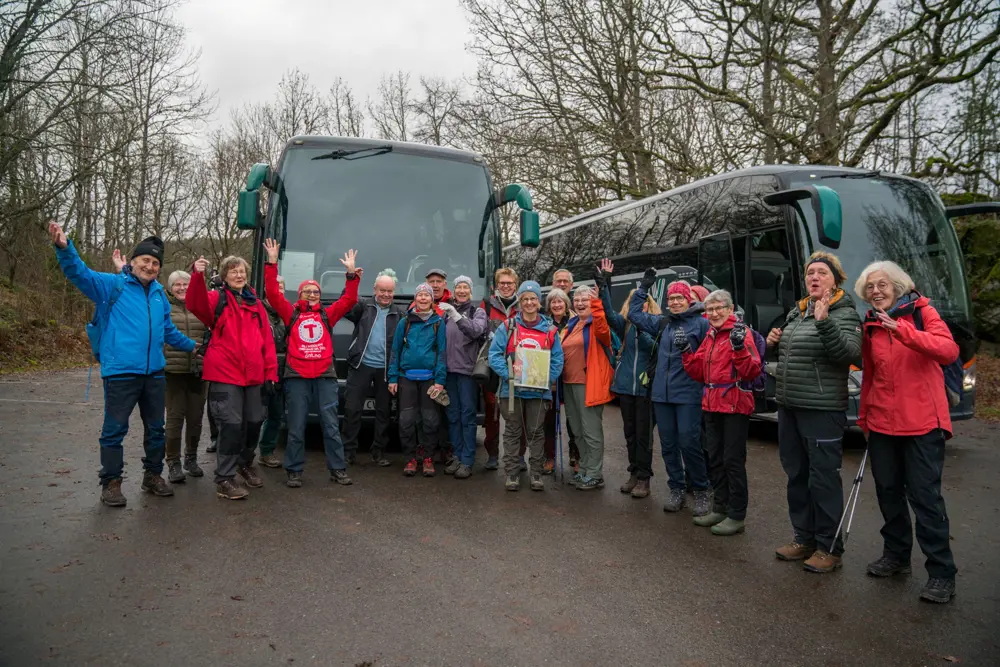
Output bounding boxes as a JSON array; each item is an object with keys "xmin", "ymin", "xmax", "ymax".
[
  {"xmin": 167, "ymin": 270, "xmax": 190, "ymax": 291},
  {"xmin": 376, "ymin": 268, "xmax": 398, "ymax": 285},
  {"xmin": 553, "ymin": 268, "xmax": 574, "ymax": 282},
  {"xmin": 704, "ymin": 289, "xmax": 734, "ymax": 309},
  {"xmin": 572, "ymin": 285, "xmax": 594, "ymax": 300},
  {"xmin": 854, "ymin": 260, "xmax": 915, "ymax": 304}
]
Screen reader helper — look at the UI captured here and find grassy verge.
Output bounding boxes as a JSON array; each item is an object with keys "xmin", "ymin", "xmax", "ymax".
[
  {"xmin": 0, "ymin": 285, "xmax": 91, "ymax": 375},
  {"xmin": 975, "ymin": 351, "xmax": 1000, "ymax": 423}
]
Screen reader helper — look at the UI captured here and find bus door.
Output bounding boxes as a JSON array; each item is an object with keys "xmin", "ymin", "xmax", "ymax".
[{"xmin": 697, "ymin": 232, "xmax": 738, "ymax": 303}]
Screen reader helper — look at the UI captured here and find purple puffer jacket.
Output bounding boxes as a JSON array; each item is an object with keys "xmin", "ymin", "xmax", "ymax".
[{"xmin": 445, "ymin": 300, "xmax": 489, "ymax": 375}]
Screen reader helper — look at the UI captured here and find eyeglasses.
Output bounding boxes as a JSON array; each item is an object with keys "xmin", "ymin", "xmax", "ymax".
[
  {"xmin": 865, "ymin": 281, "xmax": 892, "ymax": 293},
  {"xmin": 300, "ymin": 289, "xmax": 320, "ymax": 296},
  {"xmin": 667, "ymin": 295, "xmax": 688, "ymax": 303},
  {"xmin": 498, "ymin": 281, "xmax": 516, "ymax": 287},
  {"xmin": 704, "ymin": 306, "xmax": 730, "ymax": 314}
]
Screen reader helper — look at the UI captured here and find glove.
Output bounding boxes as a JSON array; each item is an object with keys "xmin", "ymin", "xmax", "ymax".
[
  {"xmin": 593, "ymin": 265, "xmax": 610, "ymax": 288},
  {"xmin": 263, "ymin": 380, "xmax": 275, "ymax": 397},
  {"xmin": 730, "ymin": 322, "xmax": 747, "ymax": 350},
  {"xmin": 673, "ymin": 328, "xmax": 691, "ymax": 353},
  {"xmin": 439, "ymin": 302, "xmax": 461, "ymax": 322},
  {"xmin": 640, "ymin": 267, "xmax": 657, "ymax": 290}
]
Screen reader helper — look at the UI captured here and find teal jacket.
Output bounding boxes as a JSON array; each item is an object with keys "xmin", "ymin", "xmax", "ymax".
[{"xmin": 388, "ymin": 310, "xmax": 447, "ymax": 385}]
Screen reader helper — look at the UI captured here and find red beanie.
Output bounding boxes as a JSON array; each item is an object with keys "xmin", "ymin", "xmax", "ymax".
[
  {"xmin": 298, "ymin": 279, "xmax": 321, "ymax": 295},
  {"xmin": 690, "ymin": 285, "xmax": 709, "ymax": 302},
  {"xmin": 667, "ymin": 282, "xmax": 693, "ymax": 303}
]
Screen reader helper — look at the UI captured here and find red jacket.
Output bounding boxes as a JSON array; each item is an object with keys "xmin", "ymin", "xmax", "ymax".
[
  {"xmin": 264, "ymin": 262, "xmax": 359, "ymax": 379},
  {"xmin": 858, "ymin": 296, "xmax": 958, "ymax": 438},
  {"xmin": 186, "ymin": 271, "xmax": 278, "ymax": 387},
  {"xmin": 682, "ymin": 314, "xmax": 761, "ymax": 415}
]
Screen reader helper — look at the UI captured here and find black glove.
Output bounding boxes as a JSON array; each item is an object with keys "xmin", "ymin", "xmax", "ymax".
[
  {"xmin": 730, "ymin": 322, "xmax": 747, "ymax": 350},
  {"xmin": 593, "ymin": 264, "xmax": 610, "ymax": 288},
  {"xmin": 640, "ymin": 267, "xmax": 657, "ymax": 290},
  {"xmin": 673, "ymin": 328, "xmax": 691, "ymax": 353},
  {"xmin": 263, "ymin": 380, "xmax": 275, "ymax": 397}
]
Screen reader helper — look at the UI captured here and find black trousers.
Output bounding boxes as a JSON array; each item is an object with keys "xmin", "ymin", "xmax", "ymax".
[
  {"xmin": 619, "ymin": 394, "xmax": 653, "ymax": 479},
  {"xmin": 398, "ymin": 378, "xmax": 439, "ymax": 460},
  {"xmin": 703, "ymin": 412, "xmax": 750, "ymax": 520},
  {"xmin": 342, "ymin": 363, "xmax": 392, "ymax": 457},
  {"xmin": 778, "ymin": 408, "xmax": 846, "ymax": 555},
  {"xmin": 208, "ymin": 383, "xmax": 264, "ymax": 483},
  {"xmin": 869, "ymin": 429, "xmax": 957, "ymax": 579}
]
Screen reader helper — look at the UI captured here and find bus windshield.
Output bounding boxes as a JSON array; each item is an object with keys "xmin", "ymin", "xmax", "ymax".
[
  {"xmin": 269, "ymin": 146, "xmax": 493, "ymax": 301},
  {"xmin": 788, "ymin": 175, "xmax": 972, "ymax": 326}
]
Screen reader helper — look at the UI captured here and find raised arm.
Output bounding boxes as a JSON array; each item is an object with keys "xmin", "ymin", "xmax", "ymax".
[
  {"xmin": 185, "ymin": 257, "xmax": 221, "ymax": 327},
  {"xmin": 590, "ymin": 295, "xmax": 612, "ymax": 347},
  {"xmin": 264, "ymin": 262, "xmax": 294, "ymax": 325},
  {"xmin": 50, "ymin": 222, "xmax": 115, "ymax": 304},
  {"xmin": 628, "ymin": 285, "xmax": 664, "ymax": 336},
  {"xmin": 891, "ymin": 305, "xmax": 959, "ymax": 366}
]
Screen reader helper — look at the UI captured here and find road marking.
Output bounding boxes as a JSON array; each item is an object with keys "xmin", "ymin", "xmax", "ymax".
[{"xmin": 0, "ymin": 398, "xmax": 99, "ymax": 406}]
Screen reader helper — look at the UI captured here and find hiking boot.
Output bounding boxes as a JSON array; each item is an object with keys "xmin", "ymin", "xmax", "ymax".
[
  {"xmin": 692, "ymin": 489, "xmax": 712, "ymax": 517},
  {"xmin": 237, "ymin": 464, "xmax": 264, "ymax": 489},
  {"xmin": 519, "ymin": 456, "xmax": 528, "ymax": 471},
  {"xmin": 919, "ymin": 577, "xmax": 956, "ymax": 604},
  {"xmin": 345, "ymin": 452, "xmax": 357, "ymax": 466},
  {"xmin": 803, "ymin": 550, "xmax": 842, "ymax": 573},
  {"xmin": 631, "ymin": 479, "xmax": 651, "ymax": 499},
  {"xmin": 530, "ymin": 473, "xmax": 544, "ymax": 491},
  {"xmin": 775, "ymin": 542, "xmax": 816, "ymax": 561},
  {"xmin": 620, "ymin": 475, "xmax": 638, "ymax": 494},
  {"xmin": 485, "ymin": 456, "xmax": 499, "ymax": 471},
  {"xmin": 286, "ymin": 471, "xmax": 303, "ymax": 488},
  {"xmin": 454, "ymin": 464, "xmax": 472, "ymax": 479},
  {"xmin": 867, "ymin": 556, "xmax": 912, "ymax": 578},
  {"xmin": 372, "ymin": 452, "xmax": 392, "ymax": 467},
  {"xmin": 576, "ymin": 476, "xmax": 601, "ymax": 491},
  {"xmin": 141, "ymin": 472, "xmax": 174, "ymax": 497},
  {"xmin": 711, "ymin": 518, "xmax": 745, "ymax": 536},
  {"xmin": 258, "ymin": 454, "xmax": 282, "ymax": 468},
  {"xmin": 693, "ymin": 511, "xmax": 727, "ymax": 527},
  {"xmin": 330, "ymin": 469, "xmax": 353, "ymax": 485},
  {"xmin": 543, "ymin": 459, "xmax": 555, "ymax": 475},
  {"xmin": 444, "ymin": 458, "xmax": 462, "ymax": 475},
  {"xmin": 422, "ymin": 458, "xmax": 436, "ymax": 477},
  {"xmin": 216, "ymin": 479, "xmax": 249, "ymax": 499},
  {"xmin": 167, "ymin": 461, "xmax": 186, "ymax": 484},
  {"xmin": 505, "ymin": 474, "xmax": 521, "ymax": 491},
  {"xmin": 403, "ymin": 459, "xmax": 418, "ymax": 476},
  {"xmin": 183, "ymin": 456, "xmax": 204, "ymax": 477},
  {"xmin": 438, "ymin": 451, "xmax": 454, "ymax": 465},
  {"xmin": 206, "ymin": 438, "xmax": 217, "ymax": 453},
  {"xmin": 663, "ymin": 488, "xmax": 686, "ymax": 512},
  {"xmin": 101, "ymin": 479, "xmax": 127, "ymax": 507}
]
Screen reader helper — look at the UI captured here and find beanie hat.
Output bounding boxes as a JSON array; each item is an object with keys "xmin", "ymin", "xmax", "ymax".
[
  {"xmin": 667, "ymin": 282, "xmax": 693, "ymax": 303},
  {"xmin": 131, "ymin": 236, "xmax": 164, "ymax": 263},
  {"xmin": 690, "ymin": 285, "xmax": 709, "ymax": 302},
  {"xmin": 517, "ymin": 280, "xmax": 542, "ymax": 301},
  {"xmin": 298, "ymin": 279, "xmax": 321, "ymax": 296},
  {"xmin": 415, "ymin": 283, "xmax": 434, "ymax": 299},
  {"xmin": 454, "ymin": 275, "xmax": 473, "ymax": 289}
]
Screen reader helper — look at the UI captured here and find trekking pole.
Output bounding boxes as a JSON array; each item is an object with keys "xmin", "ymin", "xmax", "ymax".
[
  {"xmin": 555, "ymin": 383, "xmax": 564, "ymax": 483},
  {"xmin": 833, "ymin": 447, "xmax": 869, "ymax": 548}
]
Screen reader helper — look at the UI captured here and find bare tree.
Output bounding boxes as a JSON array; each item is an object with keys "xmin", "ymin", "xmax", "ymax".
[
  {"xmin": 328, "ymin": 77, "xmax": 364, "ymax": 137},
  {"xmin": 412, "ymin": 76, "xmax": 461, "ymax": 146},
  {"xmin": 368, "ymin": 70, "xmax": 412, "ymax": 141}
]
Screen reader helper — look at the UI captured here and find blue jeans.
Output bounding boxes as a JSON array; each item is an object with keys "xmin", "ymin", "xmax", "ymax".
[
  {"xmin": 283, "ymin": 377, "xmax": 346, "ymax": 472},
  {"xmin": 446, "ymin": 373, "xmax": 478, "ymax": 467},
  {"xmin": 653, "ymin": 401, "xmax": 708, "ymax": 491},
  {"xmin": 99, "ymin": 373, "xmax": 166, "ymax": 484}
]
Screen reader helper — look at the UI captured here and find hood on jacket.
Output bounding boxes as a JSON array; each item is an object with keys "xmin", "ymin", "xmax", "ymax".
[{"xmin": 669, "ymin": 302, "xmax": 705, "ymax": 321}]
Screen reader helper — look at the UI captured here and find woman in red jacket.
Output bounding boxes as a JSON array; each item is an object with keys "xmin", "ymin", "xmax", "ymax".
[
  {"xmin": 187, "ymin": 254, "xmax": 278, "ymax": 500},
  {"xmin": 681, "ymin": 289, "xmax": 762, "ymax": 536},
  {"xmin": 855, "ymin": 261, "xmax": 959, "ymax": 604}
]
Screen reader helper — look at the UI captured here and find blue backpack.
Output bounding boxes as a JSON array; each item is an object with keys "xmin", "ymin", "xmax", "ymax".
[
  {"xmin": 735, "ymin": 322, "xmax": 767, "ymax": 393},
  {"xmin": 912, "ymin": 307, "xmax": 964, "ymax": 407},
  {"xmin": 86, "ymin": 279, "xmax": 125, "ymax": 363}
]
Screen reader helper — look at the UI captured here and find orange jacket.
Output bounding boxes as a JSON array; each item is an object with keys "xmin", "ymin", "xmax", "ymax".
[{"xmin": 562, "ymin": 296, "xmax": 615, "ymax": 407}]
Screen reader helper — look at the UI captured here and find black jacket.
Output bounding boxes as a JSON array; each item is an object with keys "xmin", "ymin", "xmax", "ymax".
[{"xmin": 345, "ymin": 298, "xmax": 405, "ymax": 371}]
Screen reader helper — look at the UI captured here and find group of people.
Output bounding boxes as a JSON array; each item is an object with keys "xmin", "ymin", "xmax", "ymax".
[{"xmin": 49, "ymin": 221, "xmax": 959, "ymax": 604}]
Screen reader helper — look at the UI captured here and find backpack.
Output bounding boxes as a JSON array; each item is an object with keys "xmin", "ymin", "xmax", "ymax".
[
  {"xmin": 734, "ymin": 319, "xmax": 767, "ymax": 393},
  {"xmin": 911, "ymin": 307, "xmax": 964, "ymax": 408},
  {"xmin": 86, "ymin": 279, "xmax": 125, "ymax": 363},
  {"xmin": 199, "ymin": 288, "xmax": 231, "ymax": 355}
]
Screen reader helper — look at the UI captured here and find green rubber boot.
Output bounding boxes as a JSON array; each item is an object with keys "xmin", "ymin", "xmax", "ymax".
[
  {"xmin": 711, "ymin": 518, "xmax": 746, "ymax": 536},
  {"xmin": 693, "ymin": 511, "xmax": 727, "ymax": 527}
]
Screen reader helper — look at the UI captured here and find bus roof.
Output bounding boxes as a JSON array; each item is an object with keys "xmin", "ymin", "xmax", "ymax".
[{"xmin": 283, "ymin": 135, "xmax": 487, "ymax": 165}]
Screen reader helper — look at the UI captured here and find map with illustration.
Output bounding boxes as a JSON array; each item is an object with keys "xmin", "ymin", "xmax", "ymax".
[{"xmin": 514, "ymin": 346, "xmax": 552, "ymax": 390}]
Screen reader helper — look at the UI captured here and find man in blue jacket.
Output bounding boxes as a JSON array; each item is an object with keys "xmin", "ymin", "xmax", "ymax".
[{"xmin": 49, "ymin": 222, "xmax": 197, "ymax": 508}]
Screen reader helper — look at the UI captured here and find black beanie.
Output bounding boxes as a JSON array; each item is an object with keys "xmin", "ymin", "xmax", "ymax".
[{"xmin": 131, "ymin": 236, "xmax": 164, "ymax": 263}]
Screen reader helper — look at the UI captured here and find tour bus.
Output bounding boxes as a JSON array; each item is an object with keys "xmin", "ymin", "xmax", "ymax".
[
  {"xmin": 235, "ymin": 136, "xmax": 540, "ymax": 420},
  {"xmin": 506, "ymin": 165, "xmax": 992, "ymax": 422}
]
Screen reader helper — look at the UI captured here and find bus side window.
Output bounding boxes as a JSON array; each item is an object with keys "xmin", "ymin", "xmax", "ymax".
[{"xmin": 749, "ymin": 229, "xmax": 794, "ymax": 351}]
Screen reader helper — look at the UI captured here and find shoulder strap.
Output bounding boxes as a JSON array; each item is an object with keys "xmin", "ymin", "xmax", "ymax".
[
  {"xmin": 285, "ymin": 305, "xmax": 333, "ymax": 342},
  {"xmin": 213, "ymin": 288, "xmax": 227, "ymax": 325},
  {"xmin": 912, "ymin": 306, "xmax": 924, "ymax": 331}
]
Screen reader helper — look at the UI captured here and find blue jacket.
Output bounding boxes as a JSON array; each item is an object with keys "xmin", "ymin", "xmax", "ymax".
[
  {"xmin": 602, "ymin": 286, "xmax": 655, "ymax": 397},
  {"xmin": 488, "ymin": 313, "xmax": 564, "ymax": 401},
  {"xmin": 628, "ymin": 286, "xmax": 708, "ymax": 404},
  {"xmin": 388, "ymin": 310, "xmax": 447, "ymax": 385},
  {"xmin": 55, "ymin": 240, "xmax": 196, "ymax": 378}
]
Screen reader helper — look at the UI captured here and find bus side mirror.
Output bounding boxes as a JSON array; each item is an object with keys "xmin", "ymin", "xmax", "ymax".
[
  {"xmin": 765, "ymin": 185, "xmax": 842, "ymax": 249},
  {"xmin": 945, "ymin": 202, "xmax": 1000, "ymax": 219},
  {"xmin": 520, "ymin": 210, "xmax": 540, "ymax": 248},
  {"xmin": 236, "ymin": 163, "xmax": 270, "ymax": 230}
]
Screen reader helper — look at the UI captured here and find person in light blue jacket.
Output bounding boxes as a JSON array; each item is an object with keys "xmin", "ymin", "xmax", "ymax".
[
  {"xmin": 488, "ymin": 281, "xmax": 564, "ymax": 492},
  {"xmin": 49, "ymin": 222, "xmax": 196, "ymax": 508}
]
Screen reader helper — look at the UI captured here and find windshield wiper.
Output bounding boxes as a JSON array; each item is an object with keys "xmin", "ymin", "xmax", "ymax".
[
  {"xmin": 311, "ymin": 145, "xmax": 393, "ymax": 161},
  {"xmin": 820, "ymin": 170, "xmax": 881, "ymax": 180}
]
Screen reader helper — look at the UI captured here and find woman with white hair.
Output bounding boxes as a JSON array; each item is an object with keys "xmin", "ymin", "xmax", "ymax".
[
  {"xmin": 163, "ymin": 270, "xmax": 207, "ymax": 482},
  {"xmin": 855, "ymin": 260, "xmax": 959, "ymax": 604},
  {"xmin": 681, "ymin": 289, "xmax": 762, "ymax": 535}
]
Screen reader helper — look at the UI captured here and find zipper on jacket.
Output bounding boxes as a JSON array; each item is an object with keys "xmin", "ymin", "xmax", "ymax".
[
  {"xmin": 631, "ymin": 327, "xmax": 639, "ymax": 395},
  {"xmin": 813, "ymin": 362, "xmax": 824, "ymax": 394},
  {"xmin": 145, "ymin": 290, "xmax": 152, "ymax": 375},
  {"xmin": 384, "ymin": 311, "xmax": 398, "ymax": 383},
  {"xmin": 355, "ymin": 303, "xmax": 375, "ymax": 369}
]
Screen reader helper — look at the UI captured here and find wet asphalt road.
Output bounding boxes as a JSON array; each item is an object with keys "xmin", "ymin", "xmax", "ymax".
[{"xmin": 0, "ymin": 370, "xmax": 997, "ymax": 667}]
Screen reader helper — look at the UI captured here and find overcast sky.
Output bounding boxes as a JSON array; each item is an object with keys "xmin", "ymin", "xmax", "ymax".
[{"xmin": 177, "ymin": 0, "xmax": 478, "ymax": 125}]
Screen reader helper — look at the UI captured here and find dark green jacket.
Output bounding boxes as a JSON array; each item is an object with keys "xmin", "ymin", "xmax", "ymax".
[
  {"xmin": 164, "ymin": 295, "xmax": 206, "ymax": 375},
  {"xmin": 774, "ymin": 289, "xmax": 863, "ymax": 412}
]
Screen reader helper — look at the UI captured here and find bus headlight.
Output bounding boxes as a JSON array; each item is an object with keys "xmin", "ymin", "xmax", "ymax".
[
  {"xmin": 963, "ymin": 361, "xmax": 976, "ymax": 393},
  {"xmin": 848, "ymin": 367, "xmax": 862, "ymax": 396}
]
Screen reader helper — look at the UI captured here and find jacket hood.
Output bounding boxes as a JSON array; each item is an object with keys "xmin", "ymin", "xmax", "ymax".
[
  {"xmin": 711, "ymin": 313, "xmax": 740, "ymax": 332},
  {"xmin": 435, "ymin": 288, "xmax": 453, "ymax": 304},
  {"xmin": 668, "ymin": 302, "xmax": 705, "ymax": 321}
]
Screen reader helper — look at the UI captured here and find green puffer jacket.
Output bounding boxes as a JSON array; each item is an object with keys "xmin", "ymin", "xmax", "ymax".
[
  {"xmin": 164, "ymin": 295, "xmax": 206, "ymax": 374},
  {"xmin": 774, "ymin": 289, "xmax": 863, "ymax": 412}
]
